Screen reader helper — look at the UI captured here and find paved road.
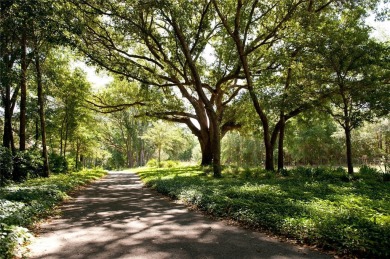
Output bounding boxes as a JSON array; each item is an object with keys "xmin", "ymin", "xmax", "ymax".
[{"xmin": 28, "ymin": 171, "xmax": 331, "ymax": 259}]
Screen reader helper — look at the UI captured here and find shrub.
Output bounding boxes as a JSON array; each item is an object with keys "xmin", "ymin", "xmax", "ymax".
[
  {"xmin": 160, "ymin": 160, "xmax": 180, "ymax": 168},
  {"xmin": 146, "ymin": 159, "xmax": 158, "ymax": 167},
  {"xmin": 279, "ymin": 168, "xmax": 290, "ymax": 177},
  {"xmin": 49, "ymin": 153, "xmax": 68, "ymax": 174},
  {"xmin": 0, "ymin": 223, "xmax": 33, "ymax": 258},
  {"xmin": 243, "ymin": 167, "xmax": 252, "ymax": 178},
  {"xmin": 13, "ymin": 149, "xmax": 44, "ymax": 181},
  {"xmin": 0, "ymin": 147, "xmax": 13, "ymax": 185},
  {"xmin": 291, "ymin": 166, "xmax": 314, "ymax": 178},
  {"xmin": 359, "ymin": 165, "xmax": 379, "ymax": 175},
  {"xmin": 222, "ymin": 166, "xmax": 241, "ymax": 176},
  {"xmin": 359, "ymin": 165, "xmax": 382, "ymax": 182}
]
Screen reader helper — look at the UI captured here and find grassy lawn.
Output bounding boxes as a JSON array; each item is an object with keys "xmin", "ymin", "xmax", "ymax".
[
  {"xmin": 0, "ymin": 169, "xmax": 107, "ymax": 258},
  {"xmin": 136, "ymin": 165, "xmax": 390, "ymax": 258}
]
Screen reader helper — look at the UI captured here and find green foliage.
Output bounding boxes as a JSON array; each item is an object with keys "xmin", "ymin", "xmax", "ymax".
[
  {"xmin": 0, "ymin": 223, "xmax": 32, "ymax": 259},
  {"xmin": 137, "ymin": 166, "xmax": 390, "ymax": 258},
  {"xmin": 160, "ymin": 160, "xmax": 180, "ymax": 168},
  {"xmin": 0, "ymin": 147, "xmax": 13, "ymax": 185},
  {"xmin": 49, "ymin": 153, "xmax": 68, "ymax": 174},
  {"xmin": 359, "ymin": 165, "xmax": 379, "ymax": 175},
  {"xmin": 146, "ymin": 159, "xmax": 158, "ymax": 168},
  {"xmin": 222, "ymin": 132, "xmax": 264, "ymax": 167},
  {"xmin": 142, "ymin": 121, "xmax": 190, "ymax": 163},
  {"xmin": 146, "ymin": 159, "xmax": 180, "ymax": 168},
  {"xmin": 0, "ymin": 169, "xmax": 107, "ymax": 258},
  {"xmin": 285, "ymin": 113, "xmax": 341, "ymax": 166},
  {"xmin": 360, "ymin": 164, "xmax": 390, "ymax": 182},
  {"xmin": 13, "ymin": 149, "xmax": 44, "ymax": 180}
]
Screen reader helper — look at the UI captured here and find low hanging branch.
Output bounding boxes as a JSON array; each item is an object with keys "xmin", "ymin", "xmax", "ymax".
[{"xmin": 85, "ymin": 95, "xmax": 146, "ymax": 113}]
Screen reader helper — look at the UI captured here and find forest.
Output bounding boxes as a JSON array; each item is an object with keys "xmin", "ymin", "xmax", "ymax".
[{"xmin": 0, "ymin": 0, "xmax": 389, "ymax": 257}]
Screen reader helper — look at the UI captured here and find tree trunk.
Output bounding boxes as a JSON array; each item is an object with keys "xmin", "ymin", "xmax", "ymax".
[
  {"xmin": 80, "ymin": 154, "xmax": 85, "ymax": 168},
  {"xmin": 63, "ymin": 112, "xmax": 69, "ymax": 158},
  {"xmin": 60, "ymin": 114, "xmax": 66, "ymax": 156},
  {"xmin": 2, "ymin": 66, "xmax": 13, "ymax": 150},
  {"xmin": 75, "ymin": 139, "xmax": 80, "ymax": 170},
  {"xmin": 35, "ymin": 117, "xmax": 39, "ymax": 143},
  {"xmin": 36, "ymin": 55, "xmax": 50, "ymax": 177},
  {"xmin": 211, "ymin": 126, "xmax": 222, "ymax": 178},
  {"xmin": 158, "ymin": 146, "xmax": 161, "ymax": 167},
  {"xmin": 213, "ymin": 137, "xmax": 222, "ymax": 178},
  {"xmin": 264, "ymin": 140, "xmax": 274, "ymax": 171},
  {"xmin": 19, "ymin": 29, "xmax": 27, "ymax": 151},
  {"xmin": 199, "ymin": 138, "xmax": 213, "ymax": 166},
  {"xmin": 278, "ymin": 63, "xmax": 293, "ymax": 172},
  {"xmin": 278, "ymin": 113, "xmax": 286, "ymax": 171},
  {"xmin": 345, "ymin": 126, "xmax": 354, "ymax": 175},
  {"xmin": 128, "ymin": 137, "xmax": 133, "ymax": 168},
  {"xmin": 234, "ymin": 36, "xmax": 274, "ymax": 171}
]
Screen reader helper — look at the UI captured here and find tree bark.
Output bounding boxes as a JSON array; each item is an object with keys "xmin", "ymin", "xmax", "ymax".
[
  {"xmin": 75, "ymin": 138, "xmax": 80, "ymax": 170},
  {"xmin": 278, "ymin": 64, "xmax": 293, "ymax": 171},
  {"xmin": 2, "ymin": 63, "xmax": 13, "ymax": 150},
  {"xmin": 36, "ymin": 55, "xmax": 50, "ymax": 177},
  {"xmin": 210, "ymin": 123, "xmax": 222, "ymax": 177},
  {"xmin": 63, "ymin": 110, "xmax": 69, "ymax": 157},
  {"xmin": 199, "ymin": 138, "xmax": 213, "ymax": 166},
  {"xmin": 158, "ymin": 146, "xmax": 161, "ymax": 167},
  {"xmin": 19, "ymin": 28, "xmax": 27, "ymax": 151},
  {"xmin": 264, "ymin": 140, "xmax": 274, "ymax": 171},
  {"xmin": 345, "ymin": 126, "xmax": 354, "ymax": 175},
  {"xmin": 278, "ymin": 113, "xmax": 286, "ymax": 171}
]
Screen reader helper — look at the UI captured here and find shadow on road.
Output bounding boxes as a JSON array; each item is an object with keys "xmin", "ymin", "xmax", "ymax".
[{"xmin": 28, "ymin": 171, "xmax": 331, "ymax": 259}]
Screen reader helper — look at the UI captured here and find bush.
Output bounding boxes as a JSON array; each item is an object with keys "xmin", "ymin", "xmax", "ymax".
[
  {"xmin": 359, "ymin": 165, "xmax": 379, "ymax": 175},
  {"xmin": 146, "ymin": 159, "xmax": 180, "ymax": 168},
  {"xmin": 290, "ymin": 167, "xmax": 314, "ymax": 178},
  {"xmin": 359, "ymin": 165, "xmax": 382, "ymax": 182},
  {"xmin": 0, "ymin": 147, "xmax": 13, "ymax": 185},
  {"xmin": 13, "ymin": 149, "xmax": 44, "ymax": 181},
  {"xmin": 146, "ymin": 159, "xmax": 158, "ymax": 167},
  {"xmin": 160, "ymin": 160, "xmax": 180, "ymax": 168},
  {"xmin": 0, "ymin": 223, "xmax": 32, "ymax": 258},
  {"xmin": 49, "ymin": 153, "xmax": 68, "ymax": 174}
]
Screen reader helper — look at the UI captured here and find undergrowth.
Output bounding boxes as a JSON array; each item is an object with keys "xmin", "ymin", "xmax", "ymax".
[
  {"xmin": 0, "ymin": 168, "xmax": 107, "ymax": 258},
  {"xmin": 136, "ymin": 165, "xmax": 390, "ymax": 258}
]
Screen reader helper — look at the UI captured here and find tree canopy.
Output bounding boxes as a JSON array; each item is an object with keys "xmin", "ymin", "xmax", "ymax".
[{"xmin": 0, "ymin": 0, "xmax": 389, "ymax": 179}]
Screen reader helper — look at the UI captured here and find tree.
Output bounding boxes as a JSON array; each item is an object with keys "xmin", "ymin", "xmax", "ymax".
[
  {"xmin": 285, "ymin": 112, "xmax": 340, "ymax": 166},
  {"xmin": 314, "ymin": 12, "xmax": 389, "ymax": 174},
  {"xmin": 142, "ymin": 121, "xmax": 187, "ymax": 166},
  {"xmin": 212, "ymin": 0, "xmax": 342, "ymax": 171},
  {"xmin": 66, "ymin": 0, "xmax": 246, "ymax": 177},
  {"xmin": 1, "ymin": 0, "xmax": 67, "ymax": 178},
  {"xmin": 1, "ymin": 0, "xmax": 20, "ymax": 152}
]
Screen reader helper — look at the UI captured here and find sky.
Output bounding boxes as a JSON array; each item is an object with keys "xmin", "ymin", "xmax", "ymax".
[{"xmin": 73, "ymin": 61, "xmax": 113, "ymax": 91}]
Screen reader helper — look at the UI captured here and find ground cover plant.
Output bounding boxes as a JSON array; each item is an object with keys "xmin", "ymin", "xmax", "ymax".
[
  {"xmin": 136, "ymin": 166, "xmax": 390, "ymax": 258},
  {"xmin": 0, "ymin": 169, "xmax": 107, "ymax": 258}
]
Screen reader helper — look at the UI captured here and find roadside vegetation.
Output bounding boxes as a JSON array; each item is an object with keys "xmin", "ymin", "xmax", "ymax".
[
  {"xmin": 137, "ymin": 165, "xmax": 390, "ymax": 258},
  {"xmin": 0, "ymin": 169, "xmax": 107, "ymax": 258}
]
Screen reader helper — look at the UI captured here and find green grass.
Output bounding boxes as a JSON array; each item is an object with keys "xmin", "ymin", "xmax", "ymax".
[
  {"xmin": 0, "ymin": 169, "xmax": 107, "ymax": 258},
  {"xmin": 136, "ymin": 166, "xmax": 390, "ymax": 258}
]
